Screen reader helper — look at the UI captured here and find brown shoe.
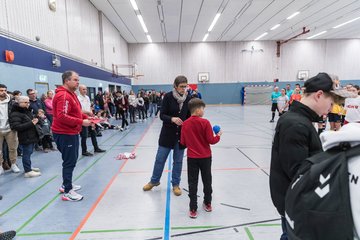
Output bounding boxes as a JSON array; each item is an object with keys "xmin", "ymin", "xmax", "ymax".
[
  {"xmin": 173, "ymin": 186, "xmax": 182, "ymax": 196},
  {"xmin": 143, "ymin": 182, "xmax": 160, "ymax": 191}
]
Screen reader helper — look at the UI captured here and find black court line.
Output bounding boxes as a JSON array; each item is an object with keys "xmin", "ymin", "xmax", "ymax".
[
  {"xmin": 220, "ymin": 203, "xmax": 250, "ymax": 211},
  {"xmin": 236, "ymin": 148, "xmax": 269, "ymax": 176},
  {"xmin": 182, "ymin": 188, "xmax": 199, "ymax": 197},
  {"xmin": 233, "ymin": 228, "xmax": 239, "ymax": 233},
  {"xmin": 144, "ymin": 218, "xmax": 280, "ymax": 239}
]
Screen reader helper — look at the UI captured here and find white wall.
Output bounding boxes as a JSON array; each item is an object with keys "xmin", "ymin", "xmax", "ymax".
[
  {"xmin": 129, "ymin": 39, "xmax": 360, "ymax": 85},
  {"xmin": 102, "ymin": 14, "xmax": 129, "ymax": 71},
  {"xmin": 0, "ymin": 0, "xmax": 129, "ymax": 71}
]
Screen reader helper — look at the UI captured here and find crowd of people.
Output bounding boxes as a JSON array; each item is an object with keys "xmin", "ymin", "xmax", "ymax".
[{"xmin": 269, "ymin": 81, "xmax": 360, "ymax": 132}]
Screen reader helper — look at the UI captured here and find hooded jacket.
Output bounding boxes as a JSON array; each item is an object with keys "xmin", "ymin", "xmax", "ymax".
[
  {"xmin": 0, "ymin": 94, "xmax": 12, "ymax": 133},
  {"xmin": 51, "ymin": 86, "xmax": 87, "ymax": 135},
  {"xmin": 9, "ymin": 103, "xmax": 39, "ymax": 145},
  {"xmin": 320, "ymin": 123, "xmax": 360, "ymax": 239},
  {"xmin": 270, "ymin": 100, "xmax": 323, "ymax": 216}
]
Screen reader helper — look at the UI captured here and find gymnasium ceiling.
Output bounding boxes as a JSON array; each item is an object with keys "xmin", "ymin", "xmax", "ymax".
[{"xmin": 90, "ymin": 0, "xmax": 360, "ymax": 43}]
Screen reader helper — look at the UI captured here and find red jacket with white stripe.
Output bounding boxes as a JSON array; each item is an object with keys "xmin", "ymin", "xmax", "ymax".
[{"xmin": 51, "ymin": 86, "xmax": 87, "ymax": 135}]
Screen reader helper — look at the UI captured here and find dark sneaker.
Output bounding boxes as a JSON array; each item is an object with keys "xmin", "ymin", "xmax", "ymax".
[
  {"xmin": 203, "ymin": 202, "xmax": 212, "ymax": 212},
  {"xmin": 189, "ymin": 210, "xmax": 198, "ymax": 219},
  {"xmin": 0, "ymin": 230, "xmax": 16, "ymax": 240},
  {"xmin": 143, "ymin": 182, "xmax": 160, "ymax": 191},
  {"xmin": 62, "ymin": 189, "xmax": 83, "ymax": 201},
  {"xmin": 94, "ymin": 148, "xmax": 106, "ymax": 153},
  {"xmin": 82, "ymin": 152, "xmax": 93, "ymax": 156},
  {"xmin": 59, "ymin": 184, "xmax": 82, "ymax": 193},
  {"xmin": 269, "ymin": 119, "xmax": 274, "ymax": 122}
]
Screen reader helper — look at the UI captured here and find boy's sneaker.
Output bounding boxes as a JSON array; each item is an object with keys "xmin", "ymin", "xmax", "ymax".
[
  {"xmin": 24, "ymin": 171, "xmax": 41, "ymax": 178},
  {"xmin": 119, "ymin": 127, "xmax": 124, "ymax": 131},
  {"xmin": 10, "ymin": 164, "xmax": 20, "ymax": 173},
  {"xmin": 0, "ymin": 230, "xmax": 16, "ymax": 240},
  {"xmin": 62, "ymin": 189, "xmax": 83, "ymax": 201},
  {"xmin": 203, "ymin": 202, "xmax": 212, "ymax": 212},
  {"xmin": 143, "ymin": 182, "xmax": 160, "ymax": 191},
  {"xmin": 59, "ymin": 184, "xmax": 82, "ymax": 193},
  {"xmin": 189, "ymin": 210, "xmax": 198, "ymax": 219}
]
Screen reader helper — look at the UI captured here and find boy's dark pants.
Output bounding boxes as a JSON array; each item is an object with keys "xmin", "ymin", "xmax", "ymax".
[{"xmin": 187, "ymin": 157, "xmax": 212, "ymax": 211}]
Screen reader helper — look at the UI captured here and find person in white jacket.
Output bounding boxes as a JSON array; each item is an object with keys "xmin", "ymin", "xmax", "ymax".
[
  {"xmin": 136, "ymin": 92, "xmax": 145, "ymax": 121},
  {"xmin": 320, "ymin": 123, "xmax": 360, "ymax": 239},
  {"xmin": 128, "ymin": 90, "xmax": 137, "ymax": 123}
]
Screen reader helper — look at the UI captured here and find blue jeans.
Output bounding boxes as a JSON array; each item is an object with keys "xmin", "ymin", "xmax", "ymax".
[
  {"xmin": 149, "ymin": 103, "xmax": 157, "ymax": 117},
  {"xmin": 281, "ymin": 216, "xmax": 288, "ymax": 240},
  {"xmin": 150, "ymin": 143, "xmax": 184, "ymax": 187},
  {"xmin": 21, "ymin": 144, "xmax": 34, "ymax": 173},
  {"xmin": 53, "ymin": 133, "xmax": 79, "ymax": 193}
]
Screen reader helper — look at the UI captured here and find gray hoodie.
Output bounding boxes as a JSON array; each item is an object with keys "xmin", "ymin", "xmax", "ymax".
[
  {"xmin": 320, "ymin": 123, "xmax": 360, "ymax": 240},
  {"xmin": 0, "ymin": 94, "xmax": 11, "ymax": 133}
]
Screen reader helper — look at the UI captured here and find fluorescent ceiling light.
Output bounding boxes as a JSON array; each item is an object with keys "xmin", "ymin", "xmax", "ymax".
[
  {"xmin": 287, "ymin": 12, "xmax": 300, "ymax": 20},
  {"xmin": 147, "ymin": 35, "xmax": 152, "ymax": 43},
  {"xmin": 137, "ymin": 15, "xmax": 148, "ymax": 33},
  {"xmin": 254, "ymin": 32, "xmax": 268, "ymax": 41},
  {"xmin": 130, "ymin": 0, "xmax": 139, "ymax": 11},
  {"xmin": 202, "ymin": 33, "xmax": 209, "ymax": 42},
  {"xmin": 270, "ymin": 24, "xmax": 281, "ymax": 30},
  {"xmin": 208, "ymin": 13, "xmax": 221, "ymax": 32},
  {"xmin": 333, "ymin": 16, "xmax": 360, "ymax": 29},
  {"xmin": 307, "ymin": 31, "xmax": 327, "ymax": 39}
]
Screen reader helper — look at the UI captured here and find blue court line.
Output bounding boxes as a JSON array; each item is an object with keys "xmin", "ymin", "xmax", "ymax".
[{"xmin": 163, "ymin": 151, "xmax": 173, "ymax": 240}]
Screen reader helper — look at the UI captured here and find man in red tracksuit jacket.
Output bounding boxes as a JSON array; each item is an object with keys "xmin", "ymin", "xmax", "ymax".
[{"xmin": 52, "ymin": 71, "xmax": 91, "ymax": 202}]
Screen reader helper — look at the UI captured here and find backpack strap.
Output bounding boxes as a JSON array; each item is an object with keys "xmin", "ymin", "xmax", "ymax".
[{"xmin": 345, "ymin": 143, "xmax": 360, "ymax": 159}]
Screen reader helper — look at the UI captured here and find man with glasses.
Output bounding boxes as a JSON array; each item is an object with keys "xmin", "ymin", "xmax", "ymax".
[
  {"xmin": 0, "ymin": 84, "xmax": 19, "ymax": 175},
  {"xmin": 26, "ymin": 89, "xmax": 45, "ymax": 115},
  {"xmin": 143, "ymin": 76, "xmax": 191, "ymax": 196}
]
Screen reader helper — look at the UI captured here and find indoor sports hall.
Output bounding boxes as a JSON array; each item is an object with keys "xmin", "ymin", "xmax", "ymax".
[{"xmin": 0, "ymin": 0, "xmax": 360, "ymax": 240}]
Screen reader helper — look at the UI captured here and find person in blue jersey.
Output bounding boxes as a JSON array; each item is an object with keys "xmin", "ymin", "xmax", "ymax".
[
  {"xmin": 270, "ymin": 87, "xmax": 281, "ymax": 122},
  {"xmin": 286, "ymin": 84, "xmax": 293, "ymax": 99}
]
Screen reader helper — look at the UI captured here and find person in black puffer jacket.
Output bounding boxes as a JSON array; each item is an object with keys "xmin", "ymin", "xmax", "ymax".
[{"xmin": 9, "ymin": 96, "xmax": 41, "ymax": 178}]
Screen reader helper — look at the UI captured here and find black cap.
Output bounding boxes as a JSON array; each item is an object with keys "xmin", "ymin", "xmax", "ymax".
[
  {"xmin": 304, "ymin": 72, "xmax": 357, "ymax": 98},
  {"xmin": 304, "ymin": 73, "xmax": 333, "ymax": 93}
]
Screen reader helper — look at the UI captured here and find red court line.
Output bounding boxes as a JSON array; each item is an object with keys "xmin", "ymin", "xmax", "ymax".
[{"xmin": 70, "ymin": 119, "xmax": 156, "ymax": 240}]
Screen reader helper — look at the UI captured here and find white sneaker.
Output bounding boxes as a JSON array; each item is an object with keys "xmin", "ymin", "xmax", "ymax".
[
  {"xmin": 62, "ymin": 189, "xmax": 83, "ymax": 201},
  {"xmin": 32, "ymin": 167, "xmax": 41, "ymax": 172},
  {"xmin": 59, "ymin": 184, "xmax": 82, "ymax": 193},
  {"xmin": 0, "ymin": 166, "xmax": 4, "ymax": 175},
  {"xmin": 24, "ymin": 171, "xmax": 41, "ymax": 178},
  {"xmin": 119, "ymin": 127, "xmax": 124, "ymax": 131},
  {"xmin": 11, "ymin": 164, "xmax": 20, "ymax": 173}
]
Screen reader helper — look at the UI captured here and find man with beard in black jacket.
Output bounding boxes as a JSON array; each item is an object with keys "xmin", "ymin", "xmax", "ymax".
[{"xmin": 270, "ymin": 73, "xmax": 357, "ymax": 240}]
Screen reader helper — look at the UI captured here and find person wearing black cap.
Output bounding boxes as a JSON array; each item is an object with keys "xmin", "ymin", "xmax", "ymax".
[{"xmin": 269, "ymin": 72, "xmax": 357, "ymax": 240}]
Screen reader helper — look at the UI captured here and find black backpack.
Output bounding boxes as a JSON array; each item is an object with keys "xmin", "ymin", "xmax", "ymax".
[{"xmin": 285, "ymin": 142, "xmax": 360, "ymax": 240}]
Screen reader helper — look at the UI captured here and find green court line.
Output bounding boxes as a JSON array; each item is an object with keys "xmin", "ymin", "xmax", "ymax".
[
  {"xmin": 17, "ymin": 231, "xmax": 72, "ymax": 236},
  {"xmin": 17, "ymin": 225, "xmax": 221, "ymax": 236},
  {"xmin": 16, "ymin": 129, "xmax": 134, "ymax": 233},
  {"xmin": 245, "ymin": 227, "xmax": 255, "ymax": 240},
  {"xmin": 1, "ymin": 130, "xmax": 119, "ymax": 218},
  {"xmin": 0, "ymin": 175, "xmax": 58, "ymax": 217},
  {"xmin": 251, "ymin": 223, "xmax": 281, "ymax": 227}
]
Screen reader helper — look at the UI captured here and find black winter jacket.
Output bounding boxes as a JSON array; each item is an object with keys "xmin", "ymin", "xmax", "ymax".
[
  {"xmin": 270, "ymin": 100, "xmax": 323, "ymax": 216},
  {"xmin": 9, "ymin": 104, "xmax": 39, "ymax": 145},
  {"xmin": 159, "ymin": 91, "xmax": 191, "ymax": 149}
]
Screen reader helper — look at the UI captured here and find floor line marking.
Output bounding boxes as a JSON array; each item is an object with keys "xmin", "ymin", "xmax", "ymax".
[
  {"xmin": 236, "ymin": 148, "xmax": 270, "ymax": 176},
  {"xmin": 15, "ymin": 127, "xmax": 135, "ymax": 233},
  {"xmin": 145, "ymin": 218, "xmax": 280, "ymax": 240},
  {"xmin": 245, "ymin": 227, "xmax": 255, "ymax": 240},
  {"xmin": 0, "ymin": 175, "xmax": 58, "ymax": 217},
  {"xmin": 69, "ymin": 118, "xmax": 156, "ymax": 240},
  {"xmin": 163, "ymin": 151, "xmax": 172, "ymax": 240}
]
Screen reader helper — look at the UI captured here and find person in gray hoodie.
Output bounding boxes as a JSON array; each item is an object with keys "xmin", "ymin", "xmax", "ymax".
[{"xmin": 0, "ymin": 84, "xmax": 19, "ymax": 175}]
